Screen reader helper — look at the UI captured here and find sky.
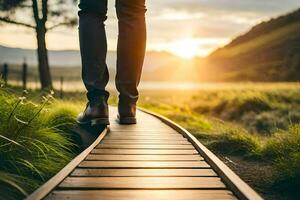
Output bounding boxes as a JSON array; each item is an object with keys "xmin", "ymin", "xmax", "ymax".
[{"xmin": 0, "ymin": 0, "xmax": 300, "ymax": 58}]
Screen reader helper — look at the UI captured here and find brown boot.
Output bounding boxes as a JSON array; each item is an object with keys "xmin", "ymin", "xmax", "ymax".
[
  {"xmin": 77, "ymin": 97, "xmax": 109, "ymax": 126},
  {"xmin": 117, "ymin": 102, "xmax": 137, "ymax": 124}
]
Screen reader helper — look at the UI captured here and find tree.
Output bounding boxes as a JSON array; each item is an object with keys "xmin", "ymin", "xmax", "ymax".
[{"xmin": 0, "ymin": 0, "xmax": 77, "ymax": 89}]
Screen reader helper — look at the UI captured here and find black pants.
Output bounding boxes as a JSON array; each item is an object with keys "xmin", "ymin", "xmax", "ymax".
[{"xmin": 79, "ymin": 0, "xmax": 147, "ymax": 105}]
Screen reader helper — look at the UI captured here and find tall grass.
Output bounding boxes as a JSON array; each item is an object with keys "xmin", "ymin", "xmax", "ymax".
[
  {"xmin": 263, "ymin": 125, "xmax": 300, "ymax": 195},
  {"xmin": 0, "ymin": 87, "xmax": 81, "ymax": 200}
]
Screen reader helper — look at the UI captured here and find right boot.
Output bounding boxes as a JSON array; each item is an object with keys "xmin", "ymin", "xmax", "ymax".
[
  {"xmin": 117, "ymin": 102, "xmax": 137, "ymax": 125},
  {"xmin": 77, "ymin": 96, "xmax": 110, "ymax": 126}
]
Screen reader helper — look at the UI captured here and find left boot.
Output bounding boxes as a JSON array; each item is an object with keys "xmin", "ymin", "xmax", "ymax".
[{"xmin": 77, "ymin": 97, "xmax": 110, "ymax": 126}]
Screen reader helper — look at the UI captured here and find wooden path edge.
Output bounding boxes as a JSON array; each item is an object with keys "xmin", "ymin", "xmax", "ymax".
[
  {"xmin": 26, "ymin": 128, "xmax": 109, "ymax": 200},
  {"xmin": 138, "ymin": 107, "xmax": 263, "ymax": 200}
]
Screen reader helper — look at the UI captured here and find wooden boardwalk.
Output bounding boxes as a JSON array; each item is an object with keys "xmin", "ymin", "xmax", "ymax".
[{"xmin": 27, "ymin": 107, "xmax": 263, "ymax": 200}]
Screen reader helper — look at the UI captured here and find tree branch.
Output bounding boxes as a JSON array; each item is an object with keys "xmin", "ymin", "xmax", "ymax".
[
  {"xmin": 47, "ymin": 18, "xmax": 77, "ymax": 31},
  {"xmin": 0, "ymin": 17, "xmax": 35, "ymax": 29},
  {"xmin": 47, "ymin": 22, "xmax": 71, "ymax": 31}
]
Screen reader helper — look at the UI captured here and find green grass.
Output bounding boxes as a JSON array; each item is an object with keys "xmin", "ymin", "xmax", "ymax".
[
  {"xmin": 0, "ymin": 86, "xmax": 82, "ymax": 200},
  {"xmin": 263, "ymin": 125, "xmax": 300, "ymax": 194}
]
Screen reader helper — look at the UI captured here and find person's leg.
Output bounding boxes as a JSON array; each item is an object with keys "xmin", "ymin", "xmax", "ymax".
[
  {"xmin": 77, "ymin": 0, "xmax": 110, "ymax": 126},
  {"xmin": 79, "ymin": 0, "xmax": 109, "ymax": 101},
  {"xmin": 115, "ymin": 0, "xmax": 147, "ymax": 124}
]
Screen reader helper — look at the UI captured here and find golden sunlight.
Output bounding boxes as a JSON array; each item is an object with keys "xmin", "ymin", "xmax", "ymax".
[
  {"xmin": 166, "ymin": 37, "xmax": 230, "ymax": 59},
  {"xmin": 169, "ymin": 38, "xmax": 200, "ymax": 59}
]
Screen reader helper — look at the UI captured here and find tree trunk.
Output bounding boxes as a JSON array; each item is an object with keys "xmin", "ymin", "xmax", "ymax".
[{"xmin": 36, "ymin": 23, "xmax": 52, "ymax": 89}]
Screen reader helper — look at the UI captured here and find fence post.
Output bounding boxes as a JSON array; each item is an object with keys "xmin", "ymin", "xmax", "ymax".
[
  {"xmin": 22, "ymin": 61, "xmax": 28, "ymax": 90},
  {"xmin": 60, "ymin": 76, "xmax": 64, "ymax": 99},
  {"xmin": 2, "ymin": 63, "xmax": 8, "ymax": 85}
]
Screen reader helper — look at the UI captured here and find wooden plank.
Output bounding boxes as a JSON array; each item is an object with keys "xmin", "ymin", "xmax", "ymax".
[
  {"xmin": 110, "ymin": 119, "xmax": 160, "ymax": 123},
  {"xmin": 101, "ymin": 140, "xmax": 190, "ymax": 144},
  {"xmin": 105, "ymin": 135, "xmax": 185, "ymax": 140},
  {"xmin": 111, "ymin": 128, "xmax": 177, "ymax": 133},
  {"xmin": 103, "ymin": 138, "xmax": 186, "ymax": 141},
  {"xmin": 46, "ymin": 190, "xmax": 235, "ymax": 200},
  {"xmin": 85, "ymin": 154, "xmax": 203, "ymax": 161},
  {"xmin": 59, "ymin": 177, "xmax": 226, "ymax": 189},
  {"xmin": 107, "ymin": 134, "xmax": 178, "ymax": 137},
  {"xmin": 91, "ymin": 149, "xmax": 199, "ymax": 155},
  {"xmin": 109, "ymin": 124, "xmax": 172, "ymax": 128},
  {"xmin": 108, "ymin": 131, "xmax": 177, "ymax": 135},
  {"xmin": 104, "ymin": 138, "xmax": 186, "ymax": 141},
  {"xmin": 110, "ymin": 123, "xmax": 174, "ymax": 128},
  {"xmin": 109, "ymin": 127, "xmax": 174, "ymax": 131},
  {"xmin": 96, "ymin": 144, "xmax": 194, "ymax": 149},
  {"xmin": 78, "ymin": 161, "xmax": 210, "ymax": 168},
  {"xmin": 71, "ymin": 168, "xmax": 217, "ymax": 177},
  {"xmin": 110, "ymin": 128, "xmax": 176, "ymax": 132}
]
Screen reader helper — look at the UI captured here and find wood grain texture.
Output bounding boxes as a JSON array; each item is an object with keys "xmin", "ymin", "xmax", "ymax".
[
  {"xmin": 108, "ymin": 131, "xmax": 177, "ymax": 135},
  {"xmin": 96, "ymin": 144, "xmax": 195, "ymax": 149},
  {"xmin": 71, "ymin": 168, "xmax": 217, "ymax": 177},
  {"xmin": 59, "ymin": 177, "xmax": 226, "ymax": 189},
  {"xmin": 101, "ymin": 140, "xmax": 189, "ymax": 144},
  {"xmin": 85, "ymin": 154, "xmax": 203, "ymax": 161},
  {"xmin": 78, "ymin": 161, "xmax": 210, "ymax": 168},
  {"xmin": 46, "ymin": 190, "xmax": 235, "ymax": 200},
  {"xmin": 91, "ymin": 149, "xmax": 199, "ymax": 155},
  {"xmin": 109, "ymin": 128, "xmax": 176, "ymax": 132},
  {"xmin": 104, "ymin": 135, "xmax": 185, "ymax": 140},
  {"xmin": 109, "ymin": 124, "xmax": 173, "ymax": 128}
]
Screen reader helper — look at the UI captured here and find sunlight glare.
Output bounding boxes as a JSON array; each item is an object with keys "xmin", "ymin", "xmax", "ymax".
[{"xmin": 170, "ymin": 38, "xmax": 200, "ymax": 59}]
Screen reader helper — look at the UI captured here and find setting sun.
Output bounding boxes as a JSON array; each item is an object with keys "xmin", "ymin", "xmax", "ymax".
[
  {"xmin": 167, "ymin": 37, "xmax": 229, "ymax": 59},
  {"xmin": 169, "ymin": 38, "xmax": 200, "ymax": 59}
]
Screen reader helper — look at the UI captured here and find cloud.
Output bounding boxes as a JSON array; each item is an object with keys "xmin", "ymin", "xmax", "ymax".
[{"xmin": 143, "ymin": 0, "xmax": 300, "ymax": 47}]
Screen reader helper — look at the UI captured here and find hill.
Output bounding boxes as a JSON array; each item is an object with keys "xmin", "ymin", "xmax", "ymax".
[{"xmin": 198, "ymin": 8, "xmax": 300, "ymax": 81}]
